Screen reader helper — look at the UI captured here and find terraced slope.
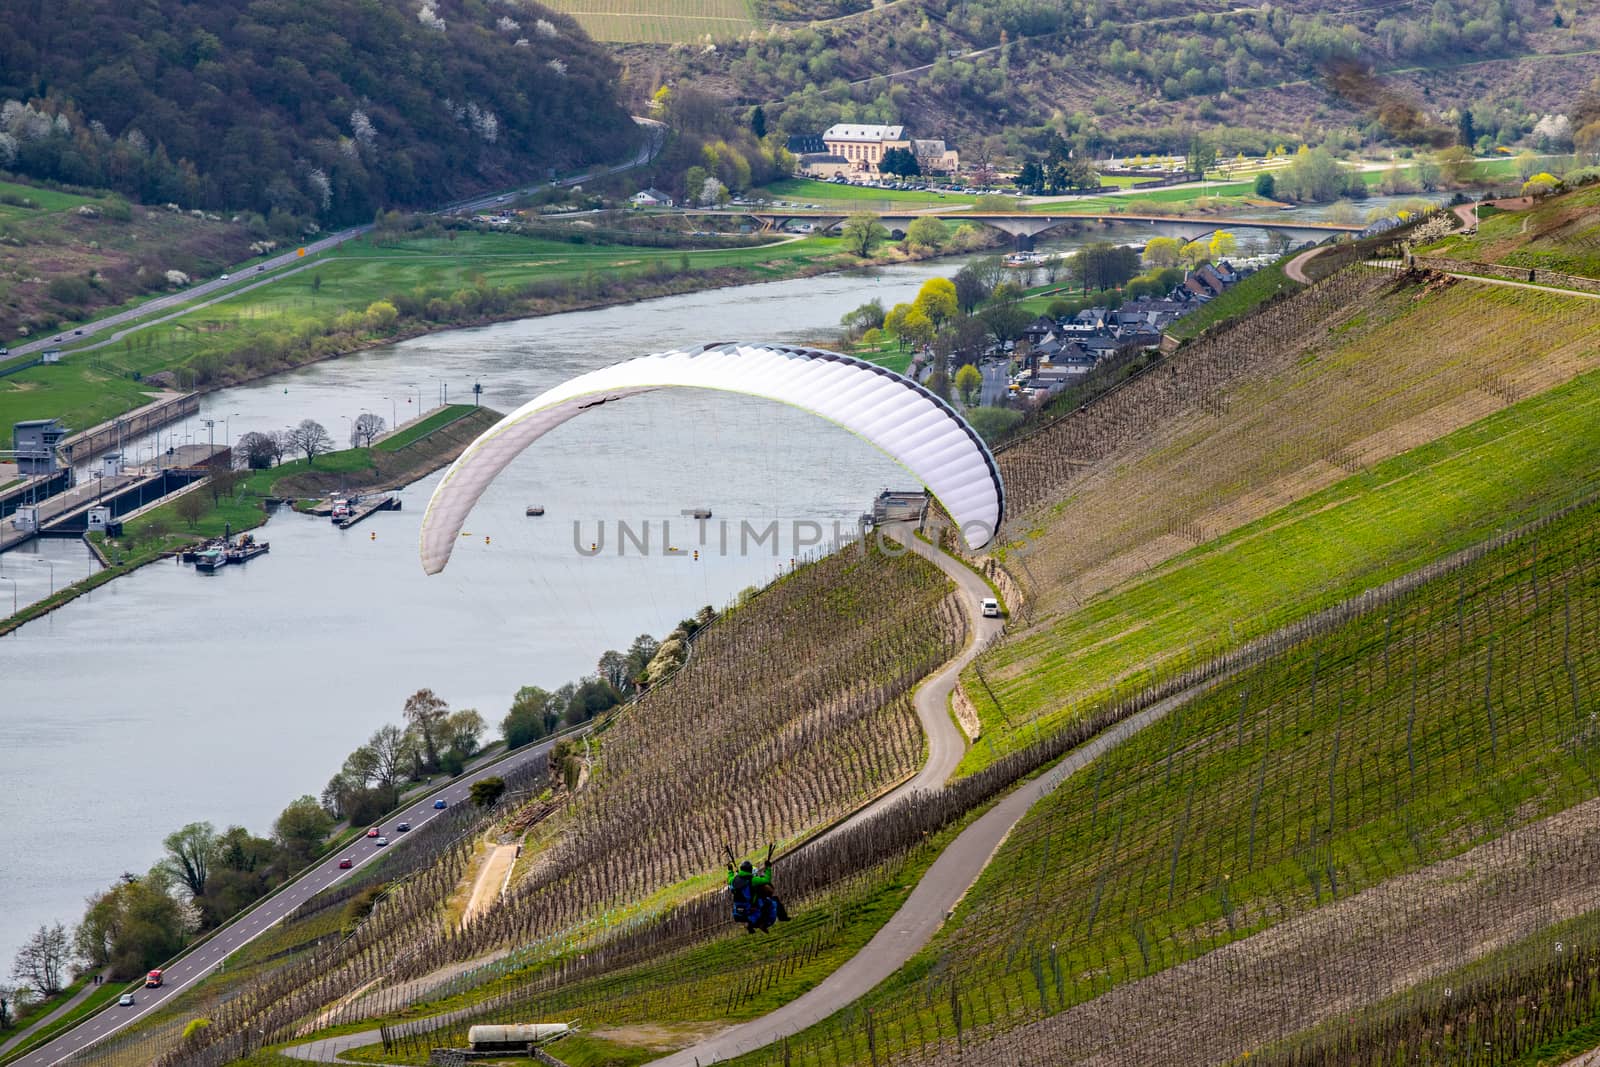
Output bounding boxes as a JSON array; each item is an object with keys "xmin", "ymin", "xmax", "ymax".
[
  {"xmin": 971, "ymin": 270, "xmax": 1600, "ymax": 768},
  {"xmin": 724, "ymin": 468, "xmax": 1600, "ymax": 1067}
]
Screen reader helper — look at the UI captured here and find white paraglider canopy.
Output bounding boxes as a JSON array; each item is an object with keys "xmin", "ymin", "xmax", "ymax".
[{"xmin": 419, "ymin": 342, "xmax": 1005, "ymax": 574}]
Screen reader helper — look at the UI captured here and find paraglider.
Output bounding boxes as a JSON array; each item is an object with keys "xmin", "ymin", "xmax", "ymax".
[
  {"xmin": 418, "ymin": 343, "xmax": 1005, "ymax": 575},
  {"xmin": 726, "ymin": 844, "xmax": 789, "ymax": 933}
]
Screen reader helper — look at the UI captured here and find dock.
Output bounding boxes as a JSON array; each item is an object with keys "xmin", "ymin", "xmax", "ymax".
[{"xmin": 335, "ymin": 494, "xmax": 401, "ymax": 529}]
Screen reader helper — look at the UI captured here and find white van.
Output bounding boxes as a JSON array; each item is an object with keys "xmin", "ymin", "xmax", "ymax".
[{"xmin": 981, "ymin": 597, "xmax": 1001, "ymax": 618}]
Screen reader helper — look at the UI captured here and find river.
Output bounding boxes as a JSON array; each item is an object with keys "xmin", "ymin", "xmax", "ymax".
[{"xmin": 0, "ymin": 201, "xmax": 1443, "ymax": 963}]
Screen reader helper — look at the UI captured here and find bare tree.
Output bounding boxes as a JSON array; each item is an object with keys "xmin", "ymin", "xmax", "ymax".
[
  {"xmin": 287, "ymin": 419, "xmax": 333, "ymax": 465},
  {"xmin": 236, "ymin": 432, "xmax": 281, "ymax": 470},
  {"xmin": 10, "ymin": 924, "xmax": 69, "ymax": 995},
  {"xmin": 174, "ymin": 490, "xmax": 207, "ymax": 529},
  {"xmin": 162, "ymin": 822, "xmax": 217, "ymax": 899},
  {"xmin": 367, "ymin": 724, "xmax": 415, "ymax": 786},
  {"xmin": 350, "ymin": 413, "xmax": 386, "ymax": 448},
  {"xmin": 206, "ymin": 462, "xmax": 243, "ymax": 505}
]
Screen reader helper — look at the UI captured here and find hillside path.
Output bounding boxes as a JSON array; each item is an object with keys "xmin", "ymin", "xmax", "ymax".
[
  {"xmin": 463, "ymin": 845, "xmax": 519, "ymax": 926},
  {"xmin": 1284, "ymin": 243, "xmax": 1325, "ymax": 284},
  {"xmin": 648, "ymin": 685, "xmax": 1204, "ymax": 1066}
]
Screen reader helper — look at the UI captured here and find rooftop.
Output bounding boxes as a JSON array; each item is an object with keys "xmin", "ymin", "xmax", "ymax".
[{"xmin": 823, "ymin": 124, "xmax": 905, "ymax": 142}]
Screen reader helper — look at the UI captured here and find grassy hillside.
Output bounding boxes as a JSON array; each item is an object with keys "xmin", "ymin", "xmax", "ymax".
[
  {"xmin": 0, "ymin": 0, "xmax": 634, "ymax": 224},
  {"xmin": 1424, "ymin": 181, "xmax": 1600, "ymax": 278},
  {"xmin": 725, "ymin": 486, "xmax": 1600, "ymax": 1066},
  {"xmin": 971, "ymin": 270, "xmax": 1600, "ymax": 768},
  {"xmin": 0, "ymin": 183, "xmax": 257, "ymax": 343}
]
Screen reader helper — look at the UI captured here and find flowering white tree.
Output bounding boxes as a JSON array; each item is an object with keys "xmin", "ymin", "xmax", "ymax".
[
  {"xmin": 534, "ymin": 18, "xmax": 558, "ymax": 37},
  {"xmin": 306, "ymin": 168, "xmax": 332, "ymax": 212},
  {"xmin": 547, "ymin": 58, "xmax": 567, "ymax": 75},
  {"xmin": 417, "ymin": 2, "xmax": 446, "ymax": 30},
  {"xmin": 699, "ymin": 176, "xmax": 728, "ymax": 206},
  {"xmin": 465, "ymin": 102, "xmax": 499, "ymax": 143},
  {"xmin": 1533, "ymin": 114, "xmax": 1573, "ymax": 149},
  {"xmin": 497, "ymin": 15, "xmax": 520, "ymax": 32},
  {"xmin": 350, "ymin": 108, "xmax": 377, "ymax": 150},
  {"xmin": 0, "ymin": 133, "xmax": 15, "ymax": 168}
]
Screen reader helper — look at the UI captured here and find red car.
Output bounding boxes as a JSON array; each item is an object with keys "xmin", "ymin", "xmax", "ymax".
[
  {"xmin": 338, "ymin": 858, "xmax": 353, "ymax": 869},
  {"xmin": 365, "ymin": 827, "xmax": 380, "ymax": 838}
]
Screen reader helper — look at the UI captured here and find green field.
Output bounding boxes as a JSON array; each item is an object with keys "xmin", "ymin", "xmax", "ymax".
[
  {"xmin": 376, "ymin": 404, "xmax": 477, "ymax": 451},
  {"xmin": 0, "ymin": 179, "xmax": 102, "ymax": 220},
  {"xmin": 967, "ymin": 359, "xmax": 1600, "ymax": 772},
  {"xmin": 737, "ymin": 490, "xmax": 1600, "ymax": 1065},
  {"xmin": 541, "ymin": 0, "xmax": 755, "ymax": 42},
  {"xmin": 0, "ymin": 229, "xmax": 846, "ymax": 435}
]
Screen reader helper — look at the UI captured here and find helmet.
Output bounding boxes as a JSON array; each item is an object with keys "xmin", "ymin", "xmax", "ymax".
[{"xmin": 740, "ymin": 860, "xmax": 753, "ymax": 873}]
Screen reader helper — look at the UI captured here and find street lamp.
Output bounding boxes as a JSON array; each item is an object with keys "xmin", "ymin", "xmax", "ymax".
[
  {"xmin": 224, "ymin": 412, "xmax": 239, "ymax": 449},
  {"xmin": 0, "ymin": 575, "xmax": 15, "ymax": 615},
  {"xmin": 34, "ymin": 557, "xmax": 54, "ymax": 597},
  {"xmin": 382, "ymin": 396, "xmax": 398, "ymax": 427}
]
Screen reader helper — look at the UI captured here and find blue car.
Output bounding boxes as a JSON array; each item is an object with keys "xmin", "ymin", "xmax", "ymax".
[{"xmin": 433, "ymin": 798, "xmax": 447, "ymax": 809}]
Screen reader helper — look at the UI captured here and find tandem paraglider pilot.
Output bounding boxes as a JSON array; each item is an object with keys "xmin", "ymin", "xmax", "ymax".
[{"xmin": 727, "ymin": 846, "xmax": 791, "ymax": 933}]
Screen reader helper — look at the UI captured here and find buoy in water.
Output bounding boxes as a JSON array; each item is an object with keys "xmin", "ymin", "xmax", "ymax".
[{"xmin": 526, "ymin": 505, "xmax": 545, "ymax": 517}]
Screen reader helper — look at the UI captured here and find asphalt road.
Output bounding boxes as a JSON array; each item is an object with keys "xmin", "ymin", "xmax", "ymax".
[
  {"xmin": 979, "ymin": 360, "xmax": 1010, "ymax": 407},
  {"xmin": 9, "ymin": 735, "xmax": 563, "ymax": 1067},
  {"xmin": 650, "ymin": 680, "xmax": 1212, "ymax": 1067},
  {"xmin": 5, "ymin": 116, "xmax": 663, "ymax": 362}
]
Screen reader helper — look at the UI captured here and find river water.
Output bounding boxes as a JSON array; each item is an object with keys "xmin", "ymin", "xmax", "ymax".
[{"xmin": 0, "ymin": 202, "xmax": 1441, "ymax": 962}]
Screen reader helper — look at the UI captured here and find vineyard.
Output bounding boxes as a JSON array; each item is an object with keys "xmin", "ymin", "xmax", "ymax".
[
  {"xmin": 720, "ymin": 490, "xmax": 1600, "ymax": 1066},
  {"xmin": 969, "ymin": 272, "xmax": 1600, "ymax": 769},
  {"xmin": 1422, "ymin": 182, "xmax": 1600, "ymax": 279},
  {"xmin": 541, "ymin": 0, "xmax": 756, "ymax": 42}
]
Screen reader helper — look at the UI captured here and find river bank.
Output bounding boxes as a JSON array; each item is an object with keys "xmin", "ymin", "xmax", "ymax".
[
  {"xmin": 0, "ymin": 405, "xmax": 501, "ymax": 635},
  {"xmin": 1, "ymin": 223, "xmax": 1001, "ymax": 438}
]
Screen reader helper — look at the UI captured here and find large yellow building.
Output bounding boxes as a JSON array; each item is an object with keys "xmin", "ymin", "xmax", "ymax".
[{"xmin": 822, "ymin": 124, "xmax": 905, "ymax": 169}]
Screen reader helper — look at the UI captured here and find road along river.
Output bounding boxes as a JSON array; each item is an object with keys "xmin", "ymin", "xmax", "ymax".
[{"xmin": 0, "ymin": 208, "xmax": 1374, "ymax": 966}]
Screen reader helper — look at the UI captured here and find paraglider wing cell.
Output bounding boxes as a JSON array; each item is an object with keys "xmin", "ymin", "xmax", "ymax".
[{"xmin": 419, "ymin": 343, "xmax": 1005, "ymax": 574}]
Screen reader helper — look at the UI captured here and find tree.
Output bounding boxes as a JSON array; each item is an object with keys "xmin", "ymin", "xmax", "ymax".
[
  {"xmin": 206, "ymin": 462, "xmax": 242, "ymax": 505},
  {"xmin": 162, "ymin": 823, "xmax": 217, "ymax": 899},
  {"xmin": 699, "ymin": 176, "xmax": 728, "ymax": 206},
  {"xmin": 750, "ymin": 105, "xmax": 767, "ymax": 140},
  {"xmin": 952, "ymin": 265, "xmax": 991, "ymax": 313},
  {"xmin": 1515, "ymin": 150, "xmax": 1542, "ymax": 180},
  {"xmin": 878, "ymin": 147, "xmax": 920, "ymax": 177},
  {"xmin": 236, "ymin": 431, "xmax": 281, "ymax": 470},
  {"xmin": 1185, "ymin": 134, "xmax": 1216, "ymax": 180},
  {"xmin": 840, "ymin": 212, "xmax": 888, "ymax": 257},
  {"xmin": 443, "ymin": 709, "xmax": 486, "ymax": 757},
  {"xmin": 898, "ymin": 306, "xmax": 934, "ymax": 349},
  {"xmin": 883, "ymin": 303, "xmax": 911, "ymax": 349},
  {"xmin": 502, "ymin": 685, "xmax": 554, "ymax": 748},
  {"xmin": 981, "ymin": 302, "xmax": 1032, "ymax": 346},
  {"xmin": 1208, "ymin": 231, "xmax": 1238, "ymax": 260},
  {"xmin": 564, "ymin": 677, "xmax": 622, "ymax": 726},
  {"xmin": 109, "ymin": 877, "xmax": 186, "ymax": 979},
  {"xmin": 1456, "ymin": 108, "xmax": 1475, "ymax": 148},
  {"xmin": 403, "ymin": 688, "xmax": 450, "ymax": 769},
  {"xmin": 11, "ymin": 924, "xmax": 69, "ymax": 995},
  {"xmin": 954, "ymin": 363, "xmax": 982, "ymax": 406},
  {"xmin": 470, "ymin": 776, "xmax": 506, "ymax": 808},
  {"xmin": 914, "ymin": 277, "xmax": 959, "ymax": 328},
  {"xmin": 905, "ymin": 216, "xmax": 947, "ymax": 251},
  {"xmin": 839, "ymin": 299, "xmax": 886, "ymax": 339},
  {"xmin": 174, "ymin": 490, "xmax": 207, "ymax": 529},
  {"xmin": 1143, "ymin": 236, "xmax": 1183, "ymax": 268},
  {"xmin": 1015, "ymin": 159, "xmax": 1045, "ymax": 195},
  {"xmin": 273, "ymin": 795, "xmax": 333, "ymax": 864},
  {"xmin": 349, "ymin": 413, "xmax": 385, "ymax": 447},
  {"xmin": 287, "ymin": 419, "xmax": 332, "ymax": 465},
  {"xmin": 1180, "ymin": 240, "xmax": 1209, "ymax": 267},
  {"xmin": 366, "ymin": 724, "xmax": 415, "ymax": 785},
  {"xmin": 1076, "ymin": 242, "xmax": 1140, "ymax": 291},
  {"xmin": 1254, "ymin": 172, "xmax": 1276, "ymax": 198}
]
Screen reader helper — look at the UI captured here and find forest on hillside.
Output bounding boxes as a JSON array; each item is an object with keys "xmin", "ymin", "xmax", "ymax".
[
  {"xmin": 0, "ymin": 0, "xmax": 635, "ymax": 224},
  {"xmin": 624, "ymin": 0, "xmax": 1591, "ymax": 159}
]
